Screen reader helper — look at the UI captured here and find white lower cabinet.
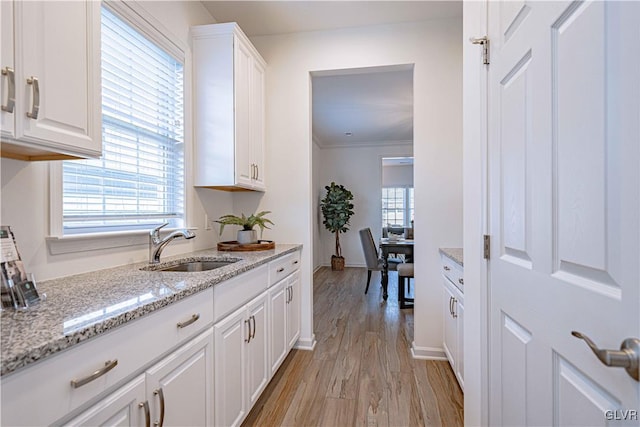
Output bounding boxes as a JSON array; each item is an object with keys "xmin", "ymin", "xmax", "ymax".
[
  {"xmin": 441, "ymin": 258, "xmax": 464, "ymax": 391},
  {"xmin": 214, "ymin": 291, "xmax": 268, "ymax": 427},
  {"xmin": 269, "ymin": 270, "xmax": 301, "ymax": 376},
  {"xmin": 66, "ymin": 328, "xmax": 214, "ymax": 427},
  {"xmin": 286, "ymin": 271, "xmax": 301, "ymax": 350}
]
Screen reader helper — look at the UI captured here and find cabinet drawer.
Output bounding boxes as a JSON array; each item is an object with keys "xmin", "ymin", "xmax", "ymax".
[
  {"xmin": 1, "ymin": 288, "xmax": 213, "ymax": 426},
  {"xmin": 268, "ymin": 251, "xmax": 300, "ymax": 286},
  {"xmin": 441, "ymin": 254, "xmax": 464, "ymax": 291},
  {"xmin": 213, "ymin": 264, "xmax": 268, "ymax": 323}
]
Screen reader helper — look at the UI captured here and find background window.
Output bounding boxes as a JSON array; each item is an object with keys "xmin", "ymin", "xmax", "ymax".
[
  {"xmin": 62, "ymin": 6, "xmax": 184, "ymax": 235},
  {"xmin": 382, "ymin": 187, "xmax": 414, "ymax": 227}
]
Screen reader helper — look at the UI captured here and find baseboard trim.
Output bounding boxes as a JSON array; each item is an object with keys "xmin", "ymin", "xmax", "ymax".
[
  {"xmin": 411, "ymin": 342, "xmax": 447, "ymax": 360},
  {"xmin": 294, "ymin": 334, "xmax": 317, "ymax": 351}
]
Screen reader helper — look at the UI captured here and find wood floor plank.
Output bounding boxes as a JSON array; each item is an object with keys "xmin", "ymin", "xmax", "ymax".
[{"xmin": 242, "ymin": 267, "xmax": 463, "ymax": 427}]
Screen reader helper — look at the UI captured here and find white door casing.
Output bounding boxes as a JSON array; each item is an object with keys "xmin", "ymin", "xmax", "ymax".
[{"xmin": 487, "ymin": 1, "xmax": 639, "ymax": 426}]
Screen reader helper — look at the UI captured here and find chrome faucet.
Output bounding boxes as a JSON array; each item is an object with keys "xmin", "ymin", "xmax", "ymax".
[{"xmin": 149, "ymin": 223, "xmax": 195, "ymax": 264}]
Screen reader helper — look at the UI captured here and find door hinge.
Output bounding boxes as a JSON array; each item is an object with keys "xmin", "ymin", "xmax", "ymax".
[
  {"xmin": 470, "ymin": 36, "xmax": 490, "ymax": 65},
  {"xmin": 483, "ymin": 234, "xmax": 491, "ymax": 260}
]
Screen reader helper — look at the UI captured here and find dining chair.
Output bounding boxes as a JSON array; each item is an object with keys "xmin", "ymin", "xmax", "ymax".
[
  {"xmin": 359, "ymin": 228, "xmax": 401, "ymax": 294},
  {"xmin": 397, "ymin": 262, "xmax": 414, "ymax": 308}
]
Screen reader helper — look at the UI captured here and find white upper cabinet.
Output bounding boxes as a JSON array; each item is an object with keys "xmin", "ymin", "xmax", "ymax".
[
  {"xmin": 0, "ymin": 1, "xmax": 102, "ymax": 160},
  {"xmin": 192, "ymin": 23, "xmax": 266, "ymax": 191}
]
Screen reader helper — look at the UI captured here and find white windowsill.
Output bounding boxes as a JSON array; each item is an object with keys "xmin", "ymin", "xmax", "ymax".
[{"xmin": 46, "ymin": 227, "xmax": 198, "ymax": 255}]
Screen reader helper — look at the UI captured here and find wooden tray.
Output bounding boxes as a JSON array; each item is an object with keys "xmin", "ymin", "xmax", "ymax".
[{"xmin": 217, "ymin": 240, "xmax": 275, "ymax": 251}]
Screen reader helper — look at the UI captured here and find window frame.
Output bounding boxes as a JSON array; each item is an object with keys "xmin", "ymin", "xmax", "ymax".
[
  {"xmin": 381, "ymin": 186, "xmax": 414, "ymax": 228},
  {"xmin": 47, "ymin": 0, "xmax": 192, "ymax": 254}
]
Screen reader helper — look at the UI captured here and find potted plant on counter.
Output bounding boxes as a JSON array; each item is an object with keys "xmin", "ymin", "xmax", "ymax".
[
  {"xmin": 215, "ymin": 211, "xmax": 274, "ymax": 244},
  {"xmin": 320, "ymin": 182, "xmax": 355, "ymax": 270}
]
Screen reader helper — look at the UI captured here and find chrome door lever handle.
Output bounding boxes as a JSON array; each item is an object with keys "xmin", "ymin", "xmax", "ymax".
[{"xmin": 572, "ymin": 331, "xmax": 640, "ymax": 381}]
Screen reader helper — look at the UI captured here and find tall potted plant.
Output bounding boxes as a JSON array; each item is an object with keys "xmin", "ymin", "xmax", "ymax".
[{"xmin": 320, "ymin": 182, "xmax": 355, "ymax": 270}]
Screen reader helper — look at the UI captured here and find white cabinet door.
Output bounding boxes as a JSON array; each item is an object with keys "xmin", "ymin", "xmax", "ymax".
[
  {"xmin": 269, "ymin": 278, "xmax": 287, "ymax": 375},
  {"xmin": 145, "ymin": 328, "xmax": 213, "ymax": 427},
  {"xmin": 234, "ymin": 36, "xmax": 253, "ymax": 188},
  {"xmin": 0, "ymin": 1, "xmax": 15, "ymax": 140},
  {"xmin": 12, "ymin": 1, "xmax": 101, "ymax": 158},
  {"xmin": 65, "ymin": 375, "xmax": 147, "ymax": 427},
  {"xmin": 249, "ymin": 57, "xmax": 265, "ymax": 190},
  {"xmin": 286, "ymin": 271, "xmax": 301, "ymax": 350},
  {"xmin": 455, "ymin": 299, "xmax": 464, "ymax": 389},
  {"xmin": 246, "ymin": 292, "xmax": 269, "ymax": 407},
  {"xmin": 442, "ymin": 280, "xmax": 458, "ymax": 370},
  {"xmin": 214, "ymin": 306, "xmax": 247, "ymax": 427}
]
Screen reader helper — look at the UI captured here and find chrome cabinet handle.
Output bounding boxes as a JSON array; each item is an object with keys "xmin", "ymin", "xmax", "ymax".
[
  {"xmin": 452, "ymin": 298, "xmax": 457, "ymax": 318},
  {"xmin": 444, "ymin": 266, "xmax": 451, "ymax": 271},
  {"xmin": 139, "ymin": 401, "xmax": 151, "ymax": 427},
  {"xmin": 2, "ymin": 67, "xmax": 15, "ymax": 113},
  {"xmin": 458, "ymin": 278, "xmax": 464, "ymax": 286},
  {"xmin": 572, "ymin": 331, "xmax": 640, "ymax": 381},
  {"xmin": 245, "ymin": 318, "xmax": 251, "ymax": 343},
  {"xmin": 26, "ymin": 76, "xmax": 39, "ymax": 119},
  {"xmin": 251, "ymin": 315, "xmax": 256, "ymax": 339},
  {"xmin": 255, "ymin": 164, "xmax": 259, "ymax": 181},
  {"xmin": 70, "ymin": 359, "xmax": 118, "ymax": 388},
  {"xmin": 448, "ymin": 296, "xmax": 453, "ymax": 316},
  {"xmin": 153, "ymin": 388, "xmax": 165, "ymax": 427},
  {"xmin": 176, "ymin": 313, "xmax": 200, "ymax": 329}
]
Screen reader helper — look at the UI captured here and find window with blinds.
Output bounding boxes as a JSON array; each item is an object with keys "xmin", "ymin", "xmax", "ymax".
[{"xmin": 62, "ymin": 6, "xmax": 184, "ymax": 235}]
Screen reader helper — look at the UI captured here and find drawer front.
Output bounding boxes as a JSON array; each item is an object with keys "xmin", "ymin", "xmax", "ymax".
[
  {"xmin": 268, "ymin": 251, "xmax": 300, "ymax": 286},
  {"xmin": 441, "ymin": 254, "xmax": 464, "ymax": 292},
  {"xmin": 213, "ymin": 264, "xmax": 268, "ymax": 323},
  {"xmin": 1, "ymin": 288, "xmax": 213, "ymax": 427}
]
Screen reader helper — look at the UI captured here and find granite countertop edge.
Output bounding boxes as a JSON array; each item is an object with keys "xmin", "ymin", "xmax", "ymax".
[
  {"xmin": 439, "ymin": 247, "xmax": 463, "ymax": 267},
  {"xmin": 1, "ymin": 244, "xmax": 302, "ymax": 377}
]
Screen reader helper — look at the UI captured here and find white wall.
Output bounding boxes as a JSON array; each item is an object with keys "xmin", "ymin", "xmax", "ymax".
[
  {"xmin": 0, "ymin": 2, "xmax": 233, "ymax": 281},
  {"xmin": 240, "ymin": 18, "xmax": 462, "ymax": 357},
  {"xmin": 382, "ymin": 164, "xmax": 414, "ymax": 187},
  {"xmin": 315, "ymin": 144, "xmax": 413, "ymax": 269}
]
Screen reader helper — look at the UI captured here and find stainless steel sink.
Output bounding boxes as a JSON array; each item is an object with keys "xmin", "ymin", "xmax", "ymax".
[
  {"xmin": 158, "ymin": 260, "xmax": 236, "ymax": 272},
  {"xmin": 142, "ymin": 257, "xmax": 240, "ymax": 272}
]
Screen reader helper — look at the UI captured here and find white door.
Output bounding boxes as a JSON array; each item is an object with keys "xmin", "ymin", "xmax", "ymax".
[
  {"xmin": 286, "ymin": 271, "xmax": 301, "ymax": 349},
  {"xmin": 234, "ymin": 37, "xmax": 252, "ymax": 188},
  {"xmin": 1, "ymin": 0, "xmax": 15, "ymax": 139},
  {"xmin": 488, "ymin": 1, "xmax": 639, "ymax": 425},
  {"xmin": 269, "ymin": 278, "xmax": 288, "ymax": 375}
]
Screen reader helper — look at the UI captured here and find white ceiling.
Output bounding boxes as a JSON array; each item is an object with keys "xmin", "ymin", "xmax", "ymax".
[
  {"xmin": 201, "ymin": 1, "xmax": 461, "ymax": 149},
  {"xmin": 312, "ymin": 65, "xmax": 413, "ymax": 148},
  {"xmin": 201, "ymin": 1, "xmax": 462, "ymax": 37}
]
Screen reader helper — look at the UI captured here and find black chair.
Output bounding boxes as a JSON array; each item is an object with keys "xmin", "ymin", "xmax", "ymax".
[{"xmin": 359, "ymin": 228, "xmax": 401, "ymax": 294}]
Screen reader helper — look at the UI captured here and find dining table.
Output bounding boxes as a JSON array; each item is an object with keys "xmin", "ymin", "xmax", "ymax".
[{"xmin": 379, "ymin": 237, "xmax": 414, "ymax": 300}]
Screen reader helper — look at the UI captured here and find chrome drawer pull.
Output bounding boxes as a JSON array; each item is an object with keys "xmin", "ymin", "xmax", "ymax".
[
  {"xmin": 444, "ymin": 266, "xmax": 450, "ymax": 271},
  {"xmin": 176, "ymin": 313, "xmax": 200, "ymax": 329},
  {"xmin": 458, "ymin": 278, "xmax": 464, "ymax": 285},
  {"xmin": 2, "ymin": 67, "xmax": 15, "ymax": 113},
  {"xmin": 139, "ymin": 401, "xmax": 151, "ymax": 427},
  {"xmin": 153, "ymin": 388, "xmax": 165, "ymax": 427},
  {"xmin": 26, "ymin": 76, "xmax": 39, "ymax": 119},
  {"xmin": 277, "ymin": 267, "xmax": 285, "ymax": 273},
  {"xmin": 70, "ymin": 359, "xmax": 118, "ymax": 388},
  {"xmin": 293, "ymin": 260, "xmax": 299, "ymax": 265}
]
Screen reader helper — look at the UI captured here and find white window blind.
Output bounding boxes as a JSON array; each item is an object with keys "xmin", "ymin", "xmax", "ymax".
[{"xmin": 63, "ymin": 6, "xmax": 184, "ymax": 235}]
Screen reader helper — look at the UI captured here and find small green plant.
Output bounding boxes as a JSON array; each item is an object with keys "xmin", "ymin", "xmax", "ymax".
[
  {"xmin": 320, "ymin": 182, "xmax": 355, "ymax": 261},
  {"xmin": 215, "ymin": 211, "xmax": 274, "ymax": 237}
]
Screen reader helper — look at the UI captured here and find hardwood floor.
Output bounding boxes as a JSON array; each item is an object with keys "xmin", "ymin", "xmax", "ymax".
[{"xmin": 242, "ymin": 267, "xmax": 464, "ymax": 427}]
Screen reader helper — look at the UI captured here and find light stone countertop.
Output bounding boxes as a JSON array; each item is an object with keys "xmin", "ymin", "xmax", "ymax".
[
  {"xmin": 0, "ymin": 244, "xmax": 301, "ymax": 377},
  {"xmin": 439, "ymin": 247, "xmax": 463, "ymax": 267}
]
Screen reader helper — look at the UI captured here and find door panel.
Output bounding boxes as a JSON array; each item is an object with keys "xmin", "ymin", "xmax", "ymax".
[{"xmin": 488, "ymin": 1, "xmax": 639, "ymax": 425}]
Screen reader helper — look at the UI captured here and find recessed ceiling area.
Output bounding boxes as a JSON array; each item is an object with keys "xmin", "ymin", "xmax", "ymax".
[
  {"xmin": 200, "ymin": 1, "xmax": 462, "ymax": 37},
  {"xmin": 312, "ymin": 65, "xmax": 413, "ymax": 148}
]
